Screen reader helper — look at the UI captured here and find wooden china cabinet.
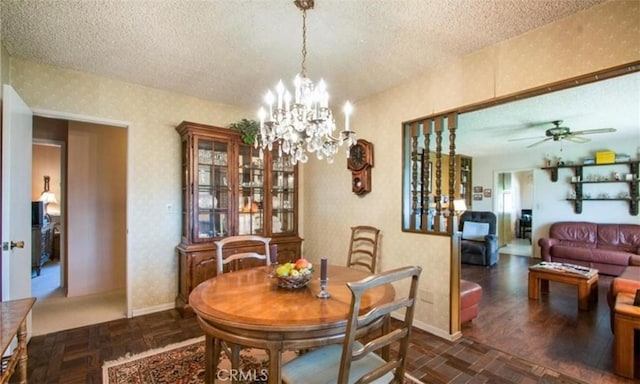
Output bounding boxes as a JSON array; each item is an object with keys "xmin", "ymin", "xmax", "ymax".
[{"xmin": 175, "ymin": 121, "xmax": 302, "ymax": 315}]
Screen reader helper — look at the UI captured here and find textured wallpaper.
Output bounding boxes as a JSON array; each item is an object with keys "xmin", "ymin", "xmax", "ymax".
[
  {"xmin": 10, "ymin": 59, "xmax": 249, "ymax": 312},
  {"xmin": 6, "ymin": 0, "xmax": 640, "ymax": 336}
]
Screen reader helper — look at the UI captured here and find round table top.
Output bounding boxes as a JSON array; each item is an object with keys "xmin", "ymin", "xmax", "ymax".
[{"xmin": 189, "ymin": 265, "xmax": 395, "ymax": 333}]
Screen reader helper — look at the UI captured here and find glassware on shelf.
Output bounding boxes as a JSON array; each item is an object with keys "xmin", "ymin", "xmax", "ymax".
[{"xmin": 198, "ymin": 149, "xmax": 212, "ymax": 164}]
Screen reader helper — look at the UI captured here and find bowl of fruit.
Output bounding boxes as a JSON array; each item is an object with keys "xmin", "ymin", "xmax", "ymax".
[{"xmin": 275, "ymin": 258, "xmax": 314, "ymax": 289}]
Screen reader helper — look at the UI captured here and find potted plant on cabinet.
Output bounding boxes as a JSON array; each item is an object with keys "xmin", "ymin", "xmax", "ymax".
[{"xmin": 229, "ymin": 119, "xmax": 260, "ymax": 145}]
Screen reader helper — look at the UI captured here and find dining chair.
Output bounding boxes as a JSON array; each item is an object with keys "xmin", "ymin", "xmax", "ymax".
[
  {"xmin": 281, "ymin": 265, "xmax": 422, "ymax": 384},
  {"xmin": 346, "ymin": 225, "xmax": 380, "ymax": 274},
  {"xmin": 213, "ymin": 234, "xmax": 271, "ymax": 371},
  {"xmin": 215, "ymin": 234, "xmax": 271, "ymax": 274},
  {"xmin": 519, "ymin": 209, "xmax": 532, "ymax": 244}
]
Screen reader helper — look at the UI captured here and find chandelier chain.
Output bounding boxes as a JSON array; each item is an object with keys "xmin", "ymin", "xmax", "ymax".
[{"xmin": 301, "ymin": 9, "xmax": 307, "ymax": 77}]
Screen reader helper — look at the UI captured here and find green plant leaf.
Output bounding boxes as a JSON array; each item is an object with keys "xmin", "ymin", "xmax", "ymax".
[{"xmin": 229, "ymin": 119, "xmax": 260, "ymax": 145}]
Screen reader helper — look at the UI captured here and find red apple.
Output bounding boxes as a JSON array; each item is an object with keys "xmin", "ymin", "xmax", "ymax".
[{"xmin": 295, "ymin": 258, "xmax": 310, "ymax": 270}]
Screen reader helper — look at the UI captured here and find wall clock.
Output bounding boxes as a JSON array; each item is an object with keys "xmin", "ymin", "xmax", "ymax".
[{"xmin": 347, "ymin": 139, "xmax": 374, "ymax": 195}]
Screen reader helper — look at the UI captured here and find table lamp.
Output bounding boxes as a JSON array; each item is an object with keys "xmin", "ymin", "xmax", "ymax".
[
  {"xmin": 39, "ymin": 175, "xmax": 58, "ymax": 220},
  {"xmin": 453, "ymin": 199, "xmax": 467, "ymax": 232}
]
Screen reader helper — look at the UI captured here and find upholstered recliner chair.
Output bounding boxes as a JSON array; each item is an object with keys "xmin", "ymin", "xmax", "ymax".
[{"xmin": 459, "ymin": 211, "xmax": 499, "ymax": 267}]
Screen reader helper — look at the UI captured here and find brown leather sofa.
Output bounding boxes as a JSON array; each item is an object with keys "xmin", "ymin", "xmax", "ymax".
[{"xmin": 538, "ymin": 222, "xmax": 640, "ymax": 276}]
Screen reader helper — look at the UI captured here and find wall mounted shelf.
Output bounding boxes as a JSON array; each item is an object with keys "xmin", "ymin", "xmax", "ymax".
[{"xmin": 542, "ymin": 160, "xmax": 639, "ymax": 216}]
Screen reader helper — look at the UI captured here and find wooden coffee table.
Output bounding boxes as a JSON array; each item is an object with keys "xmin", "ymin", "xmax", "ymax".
[{"xmin": 528, "ymin": 263, "xmax": 598, "ymax": 311}]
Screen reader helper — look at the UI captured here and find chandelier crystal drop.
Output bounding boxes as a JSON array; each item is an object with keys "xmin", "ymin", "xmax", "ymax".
[{"xmin": 257, "ymin": 0, "xmax": 355, "ymax": 164}]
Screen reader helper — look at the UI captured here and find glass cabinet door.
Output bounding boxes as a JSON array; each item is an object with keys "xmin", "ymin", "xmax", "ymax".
[
  {"xmin": 271, "ymin": 156, "xmax": 296, "ymax": 235},
  {"xmin": 195, "ymin": 138, "xmax": 229, "ymax": 240},
  {"xmin": 238, "ymin": 145, "xmax": 264, "ymax": 235}
]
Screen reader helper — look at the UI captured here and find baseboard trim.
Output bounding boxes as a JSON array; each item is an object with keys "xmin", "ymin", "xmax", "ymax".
[
  {"xmin": 132, "ymin": 302, "xmax": 175, "ymax": 317},
  {"xmin": 391, "ymin": 312, "xmax": 461, "ymax": 341}
]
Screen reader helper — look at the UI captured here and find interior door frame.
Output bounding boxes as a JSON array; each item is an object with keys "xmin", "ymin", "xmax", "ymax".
[
  {"xmin": 493, "ymin": 167, "xmax": 535, "ymax": 254},
  {"xmin": 32, "ymin": 139, "xmax": 66, "ymax": 292},
  {"xmin": 31, "ymin": 108, "xmax": 133, "ymax": 317}
]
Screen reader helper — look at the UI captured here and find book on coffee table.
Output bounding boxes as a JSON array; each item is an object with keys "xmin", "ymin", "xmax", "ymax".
[{"xmin": 531, "ymin": 262, "xmax": 597, "ymax": 277}]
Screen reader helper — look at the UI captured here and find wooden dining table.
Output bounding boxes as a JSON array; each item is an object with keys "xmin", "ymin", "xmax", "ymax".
[{"xmin": 189, "ymin": 265, "xmax": 395, "ymax": 384}]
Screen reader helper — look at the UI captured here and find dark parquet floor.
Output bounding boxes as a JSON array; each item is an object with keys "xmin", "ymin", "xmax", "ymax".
[
  {"xmin": 461, "ymin": 253, "xmax": 636, "ymax": 384},
  {"xmin": 25, "ymin": 253, "xmax": 637, "ymax": 383}
]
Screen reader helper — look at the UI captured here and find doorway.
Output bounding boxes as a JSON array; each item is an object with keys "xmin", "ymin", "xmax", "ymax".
[
  {"xmin": 31, "ymin": 140, "xmax": 64, "ymax": 298},
  {"xmin": 495, "ymin": 169, "xmax": 533, "ymax": 257},
  {"xmin": 30, "ymin": 115, "xmax": 129, "ymax": 336}
]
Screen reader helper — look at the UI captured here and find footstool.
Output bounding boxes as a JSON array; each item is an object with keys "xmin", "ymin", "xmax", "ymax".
[{"xmin": 461, "ymin": 280, "xmax": 483, "ymax": 324}]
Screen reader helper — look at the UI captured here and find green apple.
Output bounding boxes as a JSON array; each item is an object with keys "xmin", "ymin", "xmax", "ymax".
[{"xmin": 276, "ymin": 265, "xmax": 290, "ymax": 277}]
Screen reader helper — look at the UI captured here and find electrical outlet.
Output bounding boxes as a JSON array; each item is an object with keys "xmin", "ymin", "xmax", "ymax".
[{"xmin": 166, "ymin": 203, "xmax": 174, "ymax": 214}]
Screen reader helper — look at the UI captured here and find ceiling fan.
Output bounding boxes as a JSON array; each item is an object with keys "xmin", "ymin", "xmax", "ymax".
[{"xmin": 508, "ymin": 120, "xmax": 616, "ymax": 148}]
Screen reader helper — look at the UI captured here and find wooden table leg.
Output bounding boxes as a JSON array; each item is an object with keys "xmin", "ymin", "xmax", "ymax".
[
  {"xmin": 17, "ymin": 319, "xmax": 28, "ymax": 384},
  {"xmin": 577, "ymin": 277, "xmax": 598, "ymax": 311},
  {"xmin": 528, "ymin": 272, "xmax": 540, "ymax": 300},
  {"xmin": 540, "ymin": 279, "xmax": 549, "ymax": 294},
  {"xmin": 577, "ymin": 281, "xmax": 590, "ymax": 311},
  {"xmin": 590, "ymin": 279, "xmax": 599, "ymax": 304},
  {"xmin": 268, "ymin": 347, "xmax": 281, "ymax": 384},
  {"xmin": 614, "ymin": 314, "xmax": 637, "ymax": 378},
  {"xmin": 204, "ymin": 335, "xmax": 215, "ymax": 384}
]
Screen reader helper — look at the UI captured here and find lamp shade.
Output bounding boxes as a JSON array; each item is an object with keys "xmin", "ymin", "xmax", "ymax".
[
  {"xmin": 39, "ymin": 191, "xmax": 58, "ymax": 204},
  {"xmin": 453, "ymin": 199, "xmax": 467, "ymax": 213}
]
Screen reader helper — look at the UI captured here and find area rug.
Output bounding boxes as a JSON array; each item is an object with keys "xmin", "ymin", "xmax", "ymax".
[{"xmin": 102, "ymin": 336, "xmax": 426, "ymax": 384}]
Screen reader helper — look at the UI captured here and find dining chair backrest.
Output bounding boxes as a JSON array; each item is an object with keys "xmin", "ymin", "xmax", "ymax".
[
  {"xmin": 281, "ymin": 265, "xmax": 422, "ymax": 384},
  {"xmin": 338, "ymin": 265, "xmax": 422, "ymax": 383},
  {"xmin": 346, "ymin": 225, "xmax": 380, "ymax": 274},
  {"xmin": 215, "ymin": 235, "xmax": 271, "ymax": 275}
]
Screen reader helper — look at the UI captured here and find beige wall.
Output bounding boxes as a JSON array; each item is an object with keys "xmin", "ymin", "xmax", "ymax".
[
  {"xmin": 32, "ymin": 144, "xmax": 61, "ymax": 212},
  {"xmin": 302, "ymin": 0, "xmax": 640, "ymax": 335},
  {"xmin": 2, "ymin": 0, "xmax": 638, "ymax": 334},
  {"xmin": 66, "ymin": 121, "xmax": 127, "ymax": 296}
]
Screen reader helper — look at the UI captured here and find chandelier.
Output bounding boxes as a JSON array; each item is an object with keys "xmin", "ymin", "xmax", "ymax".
[{"xmin": 257, "ymin": 0, "xmax": 355, "ymax": 164}]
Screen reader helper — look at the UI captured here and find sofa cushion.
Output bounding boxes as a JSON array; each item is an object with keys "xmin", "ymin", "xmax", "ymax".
[
  {"xmin": 550, "ymin": 245, "xmax": 632, "ymax": 266},
  {"xmin": 461, "ymin": 240, "xmax": 486, "ymax": 255},
  {"xmin": 462, "ymin": 222, "xmax": 489, "ymax": 241},
  {"xmin": 597, "ymin": 224, "xmax": 640, "ymax": 254},
  {"xmin": 550, "ymin": 222, "xmax": 598, "ymax": 247}
]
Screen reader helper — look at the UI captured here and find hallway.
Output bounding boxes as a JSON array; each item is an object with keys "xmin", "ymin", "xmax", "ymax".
[
  {"xmin": 31, "ymin": 261, "xmax": 126, "ymax": 336},
  {"xmin": 499, "ymin": 237, "xmax": 532, "ymax": 257}
]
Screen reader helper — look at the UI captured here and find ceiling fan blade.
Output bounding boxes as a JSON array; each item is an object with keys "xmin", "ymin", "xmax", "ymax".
[
  {"xmin": 570, "ymin": 128, "xmax": 616, "ymax": 135},
  {"xmin": 563, "ymin": 135, "xmax": 590, "ymax": 143},
  {"xmin": 526, "ymin": 138, "xmax": 552, "ymax": 148},
  {"xmin": 508, "ymin": 135, "xmax": 545, "ymax": 142}
]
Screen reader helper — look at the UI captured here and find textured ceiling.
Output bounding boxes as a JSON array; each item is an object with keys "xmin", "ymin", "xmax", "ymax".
[
  {"xmin": 457, "ymin": 71, "xmax": 640, "ymax": 156},
  {"xmin": 2, "ymin": 0, "xmax": 636, "ymax": 156},
  {"xmin": 1, "ymin": 0, "xmax": 607, "ymax": 108}
]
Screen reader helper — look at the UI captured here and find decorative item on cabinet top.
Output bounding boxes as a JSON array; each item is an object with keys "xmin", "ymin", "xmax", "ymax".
[{"xmin": 228, "ymin": 118, "xmax": 260, "ymax": 145}]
